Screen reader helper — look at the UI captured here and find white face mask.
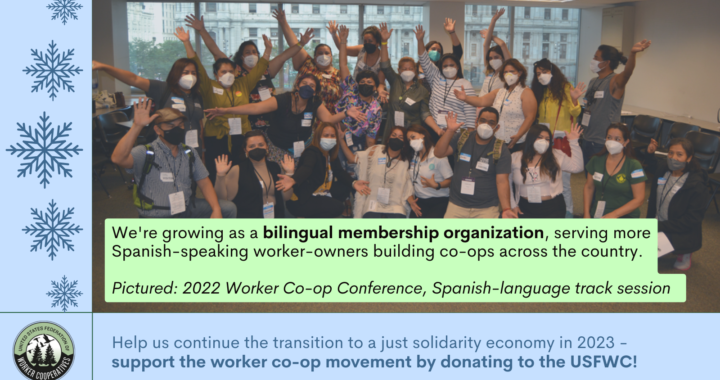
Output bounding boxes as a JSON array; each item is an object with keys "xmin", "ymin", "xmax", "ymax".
[
  {"xmin": 590, "ymin": 59, "xmax": 603, "ymax": 74},
  {"xmin": 400, "ymin": 71, "xmax": 416, "ymax": 83},
  {"xmin": 410, "ymin": 139, "xmax": 424, "ymax": 152},
  {"xmin": 477, "ymin": 123, "xmax": 494, "ymax": 140},
  {"xmin": 538, "ymin": 73, "xmax": 552, "ymax": 86},
  {"xmin": 490, "ymin": 59, "xmax": 503, "ymax": 71},
  {"xmin": 442, "ymin": 67, "xmax": 457, "ymax": 79},
  {"xmin": 605, "ymin": 140, "xmax": 624, "ymax": 155},
  {"xmin": 178, "ymin": 74, "xmax": 196, "ymax": 90},
  {"xmin": 504, "ymin": 72, "xmax": 519, "ymax": 86},
  {"xmin": 534, "ymin": 139, "xmax": 550, "ymax": 154},
  {"xmin": 315, "ymin": 54, "xmax": 332, "ymax": 67},
  {"xmin": 244, "ymin": 54, "xmax": 259, "ymax": 68},
  {"xmin": 320, "ymin": 138, "xmax": 336, "ymax": 151},
  {"xmin": 218, "ymin": 72, "xmax": 235, "ymax": 88}
]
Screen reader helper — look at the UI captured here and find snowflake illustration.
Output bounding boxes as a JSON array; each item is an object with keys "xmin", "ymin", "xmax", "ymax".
[
  {"xmin": 6, "ymin": 112, "xmax": 82, "ymax": 188},
  {"xmin": 47, "ymin": 276, "xmax": 83, "ymax": 312},
  {"xmin": 47, "ymin": 0, "xmax": 83, "ymax": 25},
  {"xmin": 23, "ymin": 200, "xmax": 82, "ymax": 261},
  {"xmin": 23, "ymin": 41, "xmax": 82, "ymax": 101}
]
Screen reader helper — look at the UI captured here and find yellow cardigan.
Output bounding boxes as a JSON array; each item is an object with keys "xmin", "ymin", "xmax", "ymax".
[
  {"xmin": 191, "ymin": 55, "xmax": 269, "ymax": 150},
  {"xmin": 537, "ymin": 83, "xmax": 582, "ymax": 133}
]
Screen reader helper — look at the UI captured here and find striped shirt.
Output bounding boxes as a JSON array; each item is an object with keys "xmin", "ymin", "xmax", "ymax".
[{"xmin": 418, "ymin": 51, "xmax": 477, "ymax": 128}]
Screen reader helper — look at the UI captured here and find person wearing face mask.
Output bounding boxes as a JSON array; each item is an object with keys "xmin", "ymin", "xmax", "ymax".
[
  {"xmin": 176, "ymin": 27, "xmax": 270, "ymax": 185},
  {"xmin": 377, "ymin": 23, "xmax": 441, "ymax": 143},
  {"xmin": 454, "ymin": 59, "xmax": 538, "ymax": 153},
  {"xmin": 645, "ymin": 138, "xmax": 710, "ymax": 270},
  {"xmin": 350, "ymin": 126, "xmax": 413, "ymax": 218},
  {"xmin": 581, "ymin": 40, "xmax": 651, "ymax": 169},
  {"xmin": 531, "ymin": 58, "xmax": 587, "ymax": 218},
  {"xmin": 111, "ymin": 99, "xmax": 236, "ymax": 218},
  {"xmin": 334, "ymin": 25, "xmax": 385, "ymax": 179},
  {"xmin": 92, "ymin": 57, "xmax": 204, "ymax": 152},
  {"xmin": 214, "ymin": 130, "xmax": 294, "ymax": 218},
  {"xmin": 423, "ymin": 18, "xmax": 464, "ymax": 81},
  {"xmin": 274, "ymin": 9, "xmax": 343, "ymax": 121},
  {"xmin": 275, "ymin": 123, "xmax": 371, "ymax": 218},
  {"xmin": 508, "ymin": 124, "xmax": 584, "ymax": 218},
  {"xmin": 434, "ymin": 108, "xmax": 517, "ymax": 219},
  {"xmin": 185, "ymin": 14, "xmax": 313, "ymax": 134},
  {"xmin": 204, "ymin": 74, "xmax": 365, "ymax": 166},
  {"xmin": 583, "ymin": 123, "xmax": 646, "ymax": 219},
  {"xmin": 415, "ymin": 25, "xmax": 477, "ymax": 134},
  {"xmin": 479, "ymin": 8, "xmax": 512, "ymax": 97},
  {"xmin": 327, "ymin": 22, "xmax": 388, "ymax": 100},
  {"xmin": 405, "ymin": 125, "xmax": 453, "ymax": 218}
]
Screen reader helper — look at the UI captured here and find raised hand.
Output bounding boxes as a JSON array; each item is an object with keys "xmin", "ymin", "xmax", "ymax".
[
  {"xmin": 453, "ymin": 87, "xmax": 468, "ymax": 101},
  {"xmin": 275, "ymin": 174, "xmax": 296, "ymax": 192},
  {"xmin": 446, "ymin": 111, "xmax": 464, "ymax": 132},
  {"xmin": 379, "ymin": 22, "xmax": 393, "ymax": 42},
  {"xmin": 132, "ymin": 98, "xmax": 159, "ymax": 127},
  {"xmin": 299, "ymin": 28, "xmax": 314, "ymax": 46},
  {"xmin": 346, "ymin": 106, "xmax": 367, "ymax": 123},
  {"xmin": 184, "ymin": 14, "xmax": 205, "ymax": 31},
  {"xmin": 444, "ymin": 18, "xmax": 456, "ymax": 34},
  {"xmin": 414, "ymin": 25, "xmax": 425, "ymax": 42},
  {"xmin": 215, "ymin": 154, "xmax": 233, "ymax": 177},
  {"xmin": 338, "ymin": 24, "xmax": 349, "ymax": 43},
  {"xmin": 281, "ymin": 154, "xmax": 295, "ymax": 174},
  {"xmin": 174, "ymin": 26, "xmax": 190, "ymax": 42},
  {"xmin": 408, "ymin": 196, "xmax": 422, "ymax": 217},
  {"xmin": 479, "ymin": 29, "xmax": 489, "ymax": 39},
  {"xmin": 492, "ymin": 8, "xmax": 506, "ymax": 21},
  {"xmin": 631, "ymin": 39, "xmax": 651, "ymax": 53},
  {"xmin": 647, "ymin": 138, "xmax": 658, "ymax": 155},
  {"xmin": 568, "ymin": 123, "xmax": 583, "ymax": 141},
  {"xmin": 271, "ymin": 9, "xmax": 286, "ymax": 23},
  {"xmin": 326, "ymin": 21, "xmax": 338, "ymax": 35},
  {"xmin": 263, "ymin": 34, "xmax": 273, "ymax": 52},
  {"xmin": 570, "ymin": 82, "xmax": 587, "ymax": 101},
  {"xmin": 91, "ymin": 60, "xmax": 103, "ymax": 71},
  {"xmin": 203, "ymin": 107, "xmax": 227, "ymax": 120},
  {"xmin": 353, "ymin": 180, "xmax": 371, "ymax": 196},
  {"xmin": 378, "ymin": 88, "xmax": 389, "ymax": 104},
  {"xmin": 420, "ymin": 174, "xmax": 438, "ymax": 189}
]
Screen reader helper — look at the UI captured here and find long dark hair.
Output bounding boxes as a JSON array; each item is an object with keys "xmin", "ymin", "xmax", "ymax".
[
  {"xmin": 293, "ymin": 74, "xmax": 322, "ymax": 103},
  {"xmin": 232, "ymin": 40, "xmax": 259, "ymax": 69},
  {"xmin": 499, "ymin": 59, "xmax": 527, "ymax": 88},
  {"xmin": 425, "ymin": 40, "xmax": 443, "ymax": 67},
  {"xmin": 166, "ymin": 58, "xmax": 200, "ymax": 97},
  {"xmin": 484, "ymin": 45, "xmax": 504, "ymax": 75},
  {"xmin": 531, "ymin": 58, "xmax": 570, "ymax": 106},
  {"xmin": 383, "ymin": 126, "xmax": 409, "ymax": 161},
  {"xmin": 667, "ymin": 138, "xmax": 703, "ymax": 174},
  {"xmin": 520, "ymin": 124, "xmax": 560, "ymax": 183},
  {"xmin": 595, "ymin": 123, "xmax": 635, "ymax": 159},
  {"xmin": 403, "ymin": 124, "xmax": 434, "ymax": 161},
  {"xmin": 439, "ymin": 54, "xmax": 464, "ymax": 78},
  {"xmin": 598, "ymin": 45, "xmax": 628, "ymax": 70}
]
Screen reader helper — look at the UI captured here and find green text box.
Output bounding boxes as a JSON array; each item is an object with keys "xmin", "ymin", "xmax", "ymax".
[{"xmin": 105, "ymin": 219, "xmax": 684, "ymax": 302}]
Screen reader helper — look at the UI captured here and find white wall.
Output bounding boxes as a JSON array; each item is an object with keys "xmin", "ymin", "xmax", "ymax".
[
  {"xmin": 577, "ymin": 6, "xmax": 604, "ymax": 88},
  {"xmin": 624, "ymin": 0, "xmax": 720, "ymax": 124},
  {"xmin": 423, "ymin": 1, "xmax": 466, "ymax": 60}
]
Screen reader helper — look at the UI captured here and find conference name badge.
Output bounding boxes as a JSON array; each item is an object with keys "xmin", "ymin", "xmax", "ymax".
[{"xmin": 631, "ymin": 169, "xmax": 644, "ymax": 179}]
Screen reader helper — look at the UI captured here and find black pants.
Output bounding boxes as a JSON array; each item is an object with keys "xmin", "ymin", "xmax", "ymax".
[
  {"xmin": 410, "ymin": 196, "xmax": 449, "ymax": 218},
  {"xmin": 286, "ymin": 181, "xmax": 352, "ymax": 218},
  {"xmin": 205, "ymin": 134, "xmax": 246, "ymax": 185},
  {"xmin": 518, "ymin": 195, "xmax": 566, "ymax": 218}
]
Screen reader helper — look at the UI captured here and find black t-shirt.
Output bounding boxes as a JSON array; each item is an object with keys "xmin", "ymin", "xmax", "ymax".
[{"xmin": 267, "ymin": 92, "xmax": 322, "ymax": 150}]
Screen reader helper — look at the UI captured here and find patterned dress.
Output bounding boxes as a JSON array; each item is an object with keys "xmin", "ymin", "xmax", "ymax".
[
  {"xmin": 237, "ymin": 65, "xmax": 275, "ymax": 132},
  {"xmin": 295, "ymin": 57, "xmax": 342, "ymax": 115}
]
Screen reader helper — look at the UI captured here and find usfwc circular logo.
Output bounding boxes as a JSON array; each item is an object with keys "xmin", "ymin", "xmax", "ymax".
[{"xmin": 13, "ymin": 322, "xmax": 74, "ymax": 380}]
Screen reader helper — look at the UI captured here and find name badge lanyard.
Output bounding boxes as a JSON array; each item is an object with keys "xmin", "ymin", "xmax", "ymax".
[
  {"xmin": 159, "ymin": 149, "xmax": 182, "ymax": 193},
  {"xmin": 384, "ymin": 152, "xmax": 401, "ymax": 187},
  {"xmin": 599, "ymin": 155, "xmax": 624, "ymax": 201},
  {"xmin": 468, "ymin": 139, "xmax": 492, "ymax": 177},
  {"xmin": 658, "ymin": 173, "xmax": 685, "ymax": 210},
  {"xmin": 442, "ymin": 79, "xmax": 458, "ymax": 107},
  {"xmin": 586, "ymin": 75, "xmax": 611, "ymax": 108},
  {"xmin": 498, "ymin": 87, "xmax": 513, "ymax": 117},
  {"xmin": 528, "ymin": 157, "xmax": 542, "ymax": 182},
  {"xmin": 254, "ymin": 165, "xmax": 272, "ymax": 204},
  {"xmin": 486, "ymin": 73, "xmax": 498, "ymax": 94}
]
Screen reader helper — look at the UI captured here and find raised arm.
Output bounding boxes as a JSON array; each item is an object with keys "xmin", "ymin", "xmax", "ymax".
[
  {"xmin": 483, "ymin": 8, "xmax": 506, "ymax": 64},
  {"xmin": 111, "ymin": 98, "xmax": 158, "ymax": 169},
  {"xmin": 92, "ymin": 61, "xmax": 150, "ymax": 93},
  {"xmin": 268, "ymin": 28, "xmax": 313, "ymax": 77},
  {"xmin": 185, "ymin": 14, "xmax": 227, "ymax": 60},
  {"xmin": 444, "ymin": 18, "xmax": 462, "ymax": 50},
  {"xmin": 204, "ymin": 97, "xmax": 279, "ymax": 119},
  {"xmin": 613, "ymin": 39, "xmax": 651, "ymax": 92},
  {"xmin": 415, "ymin": 25, "xmax": 441, "ymax": 83},
  {"xmin": 338, "ymin": 25, "xmax": 350, "ymax": 80},
  {"xmin": 327, "ymin": 21, "xmax": 362, "ymax": 57},
  {"xmin": 454, "ymin": 87, "xmax": 500, "ymax": 108},
  {"xmin": 175, "ymin": 26, "xmax": 196, "ymax": 58},
  {"xmin": 334, "ymin": 123, "xmax": 358, "ymax": 164},
  {"xmin": 273, "ymin": 9, "xmax": 308, "ymax": 71},
  {"xmin": 434, "ymin": 112, "xmax": 464, "ymax": 159},
  {"xmin": 213, "ymin": 155, "xmax": 237, "ymax": 200}
]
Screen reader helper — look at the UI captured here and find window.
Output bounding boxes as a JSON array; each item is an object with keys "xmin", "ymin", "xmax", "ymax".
[
  {"xmin": 543, "ymin": 33, "xmax": 550, "ymax": 42},
  {"xmin": 491, "ymin": 6, "xmax": 497, "ymax": 15},
  {"xmin": 313, "ymin": 5, "xmax": 320, "ymax": 14},
  {"xmin": 524, "ymin": 7, "xmax": 531, "ymax": 19},
  {"xmin": 249, "ymin": 28, "xmax": 257, "ymax": 37},
  {"xmin": 472, "ymin": 5, "xmax": 478, "ymax": 16},
  {"xmin": 562, "ymin": 9, "xmax": 569, "ymax": 20},
  {"xmin": 402, "ymin": 43, "xmax": 410, "ymax": 57},
  {"xmin": 471, "ymin": 44, "xmax": 477, "ymax": 57},
  {"xmin": 523, "ymin": 43, "xmax": 530, "ymax": 59},
  {"xmin": 292, "ymin": 4, "xmax": 299, "ymax": 14},
  {"xmin": 561, "ymin": 33, "xmax": 568, "ymax": 42},
  {"xmin": 403, "ymin": 30, "xmax": 410, "ymax": 37},
  {"xmin": 249, "ymin": 4, "xmax": 256, "ymax": 14},
  {"xmin": 341, "ymin": 5, "xmax": 348, "ymax": 14},
  {"xmin": 271, "ymin": 4, "xmax": 278, "ymax": 13},
  {"xmin": 560, "ymin": 44, "xmax": 567, "ymax": 59},
  {"xmin": 377, "ymin": 6, "xmax": 384, "ymax": 15},
  {"xmin": 544, "ymin": 8, "xmax": 551, "ymax": 20},
  {"xmin": 542, "ymin": 43, "xmax": 549, "ymax": 59},
  {"xmin": 271, "ymin": 28, "xmax": 278, "ymax": 38},
  {"xmin": 405, "ymin": 6, "xmax": 410, "ymax": 15},
  {"xmin": 206, "ymin": 2, "xmax": 216, "ymax": 12},
  {"xmin": 523, "ymin": 32, "xmax": 531, "ymax": 41}
]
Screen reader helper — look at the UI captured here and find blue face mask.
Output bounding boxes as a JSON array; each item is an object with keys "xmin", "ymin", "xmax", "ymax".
[
  {"xmin": 428, "ymin": 50, "xmax": 441, "ymax": 62},
  {"xmin": 320, "ymin": 138, "xmax": 337, "ymax": 151},
  {"xmin": 298, "ymin": 85, "xmax": 314, "ymax": 99}
]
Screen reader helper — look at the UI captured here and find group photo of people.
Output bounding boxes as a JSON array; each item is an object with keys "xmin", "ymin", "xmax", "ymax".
[{"xmin": 93, "ymin": 3, "xmax": 718, "ymax": 274}]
